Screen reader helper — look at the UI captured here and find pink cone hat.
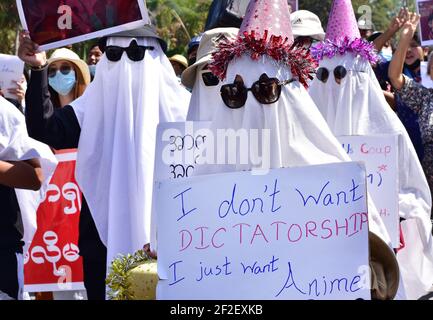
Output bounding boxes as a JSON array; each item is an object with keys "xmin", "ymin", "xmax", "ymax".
[
  {"xmin": 240, "ymin": 0, "xmax": 294, "ymax": 43},
  {"xmin": 311, "ymin": 0, "xmax": 378, "ymax": 64},
  {"xmin": 209, "ymin": 0, "xmax": 317, "ymax": 88},
  {"xmin": 325, "ymin": 0, "xmax": 361, "ymax": 41}
]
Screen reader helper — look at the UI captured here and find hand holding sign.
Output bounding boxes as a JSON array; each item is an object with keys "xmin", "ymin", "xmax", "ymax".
[
  {"xmin": 0, "ymin": 53, "xmax": 25, "ymax": 101},
  {"xmin": 18, "ymin": 31, "xmax": 47, "ymax": 68}
]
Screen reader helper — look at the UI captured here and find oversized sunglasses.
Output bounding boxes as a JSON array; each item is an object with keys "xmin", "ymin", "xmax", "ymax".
[
  {"xmin": 220, "ymin": 74, "xmax": 295, "ymax": 109},
  {"xmin": 316, "ymin": 66, "xmax": 348, "ymax": 83},
  {"xmin": 201, "ymin": 70, "xmax": 220, "ymax": 87},
  {"xmin": 105, "ymin": 41, "xmax": 154, "ymax": 62},
  {"xmin": 48, "ymin": 64, "xmax": 73, "ymax": 78}
]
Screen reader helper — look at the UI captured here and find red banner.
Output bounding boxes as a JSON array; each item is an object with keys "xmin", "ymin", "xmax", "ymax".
[{"xmin": 24, "ymin": 151, "xmax": 84, "ymax": 292}]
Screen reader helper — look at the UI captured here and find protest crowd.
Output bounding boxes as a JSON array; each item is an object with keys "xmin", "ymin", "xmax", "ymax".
[{"xmin": 1, "ymin": 0, "xmax": 433, "ymax": 302}]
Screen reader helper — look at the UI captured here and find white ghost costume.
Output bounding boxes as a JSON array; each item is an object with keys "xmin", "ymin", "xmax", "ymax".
[
  {"xmin": 309, "ymin": 54, "xmax": 433, "ymax": 299},
  {"xmin": 187, "ymin": 66, "xmax": 222, "ymax": 121},
  {"xmin": 196, "ymin": 54, "xmax": 390, "ymax": 243},
  {"xmin": 70, "ymin": 37, "xmax": 190, "ymax": 267},
  {"xmin": 0, "ymin": 96, "xmax": 57, "ymax": 253}
]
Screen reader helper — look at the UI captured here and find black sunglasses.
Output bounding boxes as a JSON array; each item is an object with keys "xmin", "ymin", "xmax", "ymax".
[
  {"xmin": 105, "ymin": 40, "xmax": 154, "ymax": 62},
  {"xmin": 201, "ymin": 71, "xmax": 220, "ymax": 86},
  {"xmin": 316, "ymin": 66, "xmax": 348, "ymax": 83},
  {"xmin": 48, "ymin": 64, "xmax": 73, "ymax": 78},
  {"xmin": 220, "ymin": 74, "xmax": 295, "ymax": 109}
]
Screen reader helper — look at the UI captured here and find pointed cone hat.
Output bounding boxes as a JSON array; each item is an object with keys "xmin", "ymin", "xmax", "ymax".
[
  {"xmin": 326, "ymin": 0, "xmax": 361, "ymax": 41},
  {"xmin": 210, "ymin": 0, "xmax": 317, "ymax": 88},
  {"xmin": 239, "ymin": 0, "xmax": 294, "ymax": 43},
  {"xmin": 311, "ymin": 0, "xmax": 378, "ymax": 64}
]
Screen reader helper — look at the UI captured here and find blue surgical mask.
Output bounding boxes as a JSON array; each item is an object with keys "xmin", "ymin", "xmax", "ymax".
[
  {"xmin": 88, "ymin": 64, "xmax": 96, "ymax": 78},
  {"xmin": 49, "ymin": 70, "xmax": 76, "ymax": 96}
]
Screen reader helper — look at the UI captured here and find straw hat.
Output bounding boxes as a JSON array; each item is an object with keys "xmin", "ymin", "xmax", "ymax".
[
  {"xmin": 48, "ymin": 48, "xmax": 91, "ymax": 85},
  {"xmin": 181, "ymin": 27, "xmax": 238, "ymax": 89},
  {"xmin": 169, "ymin": 54, "xmax": 188, "ymax": 69},
  {"xmin": 369, "ymin": 232, "xmax": 400, "ymax": 300}
]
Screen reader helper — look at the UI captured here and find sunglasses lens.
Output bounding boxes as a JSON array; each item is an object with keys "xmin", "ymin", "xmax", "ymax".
[
  {"xmin": 48, "ymin": 68, "xmax": 57, "ymax": 78},
  {"xmin": 105, "ymin": 47, "xmax": 123, "ymax": 62},
  {"xmin": 60, "ymin": 65, "xmax": 72, "ymax": 75},
  {"xmin": 252, "ymin": 79, "xmax": 281, "ymax": 104},
  {"xmin": 126, "ymin": 46, "xmax": 145, "ymax": 61},
  {"xmin": 317, "ymin": 67, "xmax": 329, "ymax": 83},
  {"xmin": 221, "ymin": 84, "xmax": 247, "ymax": 109},
  {"xmin": 334, "ymin": 66, "xmax": 347, "ymax": 80},
  {"xmin": 202, "ymin": 72, "xmax": 220, "ymax": 86}
]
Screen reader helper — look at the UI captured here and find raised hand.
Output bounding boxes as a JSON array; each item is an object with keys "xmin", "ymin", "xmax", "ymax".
[
  {"xmin": 401, "ymin": 10, "xmax": 420, "ymax": 39},
  {"xmin": 388, "ymin": 8, "xmax": 407, "ymax": 34},
  {"xmin": 17, "ymin": 31, "xmax": 47, "ymax": 68}
]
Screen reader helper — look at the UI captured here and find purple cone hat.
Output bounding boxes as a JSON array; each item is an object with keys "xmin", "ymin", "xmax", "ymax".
[{"xmin": 311, "ymin": 0, "xmax": 379, "ymax": 64}]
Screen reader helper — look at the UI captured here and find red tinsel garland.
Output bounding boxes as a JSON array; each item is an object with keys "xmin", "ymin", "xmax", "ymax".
[{"xmin": 209, "ymin": 30, "xmax": 318, "ymax": 89}]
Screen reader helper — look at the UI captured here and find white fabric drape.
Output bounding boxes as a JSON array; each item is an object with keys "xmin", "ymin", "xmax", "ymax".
[
  {"xmin": 70, "ymin": 37, "xmax": 190, "ymax": 267},
  {"xmin": 0, "ymin": 96, "xmax": 57, "ymax": 254},
  {"xmin": 309, "ymin": 54, "xmax": 433, "ymax": 299},
  {"xmin": 187, "ymin": 68, "xmax": 222, "ymax": 121}
]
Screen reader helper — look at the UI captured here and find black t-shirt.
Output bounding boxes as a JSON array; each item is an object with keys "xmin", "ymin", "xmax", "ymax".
[{"xmin": 0, "ymin": 185, "xmax": 24, "ymax": 254}]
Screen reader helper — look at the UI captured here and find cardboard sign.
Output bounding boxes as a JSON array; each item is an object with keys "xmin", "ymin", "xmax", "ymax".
[
  {"xmin": 0, "ymin": 54, "xmax": 24, "ymax": 100},
  {"xmin": 24, "ymin": 151, "xmax": 84, "ymax": 292},
  {"xmin": 338, "ymin": 135, "xmax": 399, "ymax": 248},
  {"xmin": 16, "ymin": 0, "xmax": 150, "ymax": 51},
  {"xmin": 156, "ymin": 162, "xmax": 371, "ymax": 300},
  {"xmin": 416, "ymin": 0, "xmax": 433, "ymax": 46},
  {"xmin": 154, "ymin": 122, "xmax": 211, "ymax": 182}
]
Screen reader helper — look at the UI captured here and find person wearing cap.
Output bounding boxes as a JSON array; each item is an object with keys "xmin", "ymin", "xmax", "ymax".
[
  {"xmin": 290, "ymin": 10, "xmax": 325, "ymax": 50},
  {"xmin": 181, "ymin": 27, "xmax": 239, "ymax": 120},
  {"xmin": 169, "ymin": 54, "xmax": 188, "ymax": 79},
  {"xmin": 309, "ymin": 0, "xmax": 433, "ymax": 300},
  {"xmin": 187, "ymin": 34, "xmax": 203, "ymax": 66},
  {"xmin": 18, "ymin": 24, "xmax": 189, "ymax": 300}
]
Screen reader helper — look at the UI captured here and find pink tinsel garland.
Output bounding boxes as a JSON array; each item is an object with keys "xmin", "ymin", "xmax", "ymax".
[
  {"xmin": 209, "ymin": 30, "xmax": 318, "ymax": 89},
  {"xmin": 311, "ymin": 36, "xmax": 380, "ymax": 64}
]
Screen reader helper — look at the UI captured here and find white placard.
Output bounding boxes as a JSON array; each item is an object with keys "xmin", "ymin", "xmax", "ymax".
[
  {"xmin": 338, "ymin": 135, "xmax": 399, "ymax": 248},
  {"xmin": 156, "ymin": 162, "xmax": 371, "ymax": 300},
  {"xmin": 421, "ymin": 62, "xmax": 433, "ymax": 88},
  {"xmin": 0, "ymin": 54, "xmax": 24, "ymax": 100},
  {"xmin": 154, "ymin": 122, "xmax": 211, "ymax": 182}
]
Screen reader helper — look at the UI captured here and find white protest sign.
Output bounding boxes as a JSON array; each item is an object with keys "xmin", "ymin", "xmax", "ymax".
[
  {"xmin": 151, "ymin": 121, "xmax": 211, "ymax": 251},
  {"xmin": 0, "ymin": 54, "xmax": 24, "ymax": 100},
  {"xmin": 154, "ymin": 122, "xmax": 211, "ymax": 182},
  {"xmin": 421, "ymin": 62, "xmax": 433, "ymax": 89},
  {"xmin": 338, "ymin": 135, "xmax": 399, "ymax": 248},
  {"xmin": 156, "ymin": 162, "xmax": 371, "ymax": 300}
]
